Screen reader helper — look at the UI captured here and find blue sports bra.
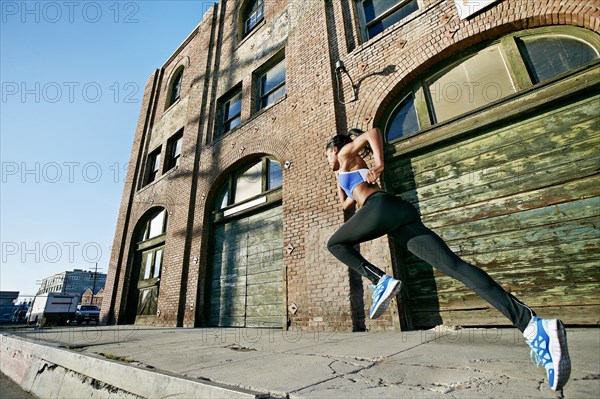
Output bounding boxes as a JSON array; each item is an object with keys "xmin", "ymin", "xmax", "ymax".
[{"xmin": 338, "ymin": 169, "xmax": 369, "ymax": 200}]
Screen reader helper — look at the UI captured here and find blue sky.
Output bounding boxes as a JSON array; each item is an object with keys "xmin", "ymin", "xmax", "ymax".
[{"xmin": 1, "ymin": 0, "xmax": 219, "ymax": 300}]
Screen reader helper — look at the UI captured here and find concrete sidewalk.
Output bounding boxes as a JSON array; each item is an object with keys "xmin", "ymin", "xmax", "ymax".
[{"xmin": 2, "ymin": 325, "xmax": 599, "ymax": 398}]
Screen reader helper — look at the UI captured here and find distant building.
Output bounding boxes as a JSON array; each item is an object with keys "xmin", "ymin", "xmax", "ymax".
[
  {"xmin": 0, "ymin": 291, "xmax": 19, "ymax": 307},
  {"xmin": 37, "ymin": 269, "xmax": 106, "ymax": 299},
  {"xmin": 81, "ymin": 288, "xmax": 104, "ymax": 308},
  {"xmin": 0, "ymin": 291, "xmax": 19, "ymax": 321}
]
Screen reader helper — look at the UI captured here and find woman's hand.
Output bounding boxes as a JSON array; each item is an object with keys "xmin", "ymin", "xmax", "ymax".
[{"xmin": 366, "ymin": 164, "xmax": 383, "ymax": 184}]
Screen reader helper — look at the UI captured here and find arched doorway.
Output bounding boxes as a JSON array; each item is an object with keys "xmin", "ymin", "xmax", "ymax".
[
  {"xmin": 206, "ymin": 156, "xmax": 284, "ymax": 328},
  {"xmin": 126, "ymin": 207, "xmax": 168, "ymax": 325}
]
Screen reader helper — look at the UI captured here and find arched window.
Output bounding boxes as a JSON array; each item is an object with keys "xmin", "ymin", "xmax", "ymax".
[
  {"xmin": 168, "ymin": 68, "xmax": 184, "ymax": 107},
  {"xmin": 214, "ymin": 157, "xmax": 282, "ymax": 212},
  {"xmin": 242, "ymin": 0, "xmax": 264, "ymax": 38},
  {"xmin": 517, "ymin": 35, "xmax": 599, "ymax": 84},
  {"xmin": 383, "ymin": 27, "xmax": 599, "ymax": 143},
  {"xmin": 385, "ymin": 93, "xmax": 419, "ymax": 142},
  {"xmin": 138, "ymin": 208, "xmax": 167, "ymax": 243},
  {"xmin": 425, "ymin": 44, "xmax": 517, "ymax": 123}
]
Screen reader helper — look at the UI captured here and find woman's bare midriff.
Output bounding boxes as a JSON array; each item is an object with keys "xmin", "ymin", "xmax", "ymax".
[{"xmin": 352, "ymin": 183, "xmax": 382, "ymax": 207}]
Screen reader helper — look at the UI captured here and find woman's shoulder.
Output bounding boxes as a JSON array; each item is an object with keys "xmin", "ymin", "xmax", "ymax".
[{"xmin": 340, "ymin": 155, "xmax": 368, "ymax": 170}]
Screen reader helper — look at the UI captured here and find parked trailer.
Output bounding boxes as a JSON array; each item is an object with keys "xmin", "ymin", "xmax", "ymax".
[{"xmin": 27, "ymin": 293, "xmax": 80, "ymax": 326}]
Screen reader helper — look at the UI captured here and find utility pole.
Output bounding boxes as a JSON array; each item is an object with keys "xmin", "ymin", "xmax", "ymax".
[
  {"xmin": 91, "ymin": 263, "xmax": 103, "ymax": 306},
  {"xmin": 91, "ymin": 263, "xmax": 97, "ymax": 305}
]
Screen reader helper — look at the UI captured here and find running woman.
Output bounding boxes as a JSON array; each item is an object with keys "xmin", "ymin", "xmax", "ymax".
[{"xmin": 325, "ymin": 127, "xmax": 571, "ymax": 391}]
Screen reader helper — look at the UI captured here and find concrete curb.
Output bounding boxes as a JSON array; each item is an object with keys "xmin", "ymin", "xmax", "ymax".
[{"xmin": 1, "ymin": 333, "xmax": 269, "ymax": 399}]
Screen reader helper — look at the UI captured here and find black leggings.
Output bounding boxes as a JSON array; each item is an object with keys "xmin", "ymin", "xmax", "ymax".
[{"xmin": 327, "ymin": 191, "xmax": 534, "ymax": 332}]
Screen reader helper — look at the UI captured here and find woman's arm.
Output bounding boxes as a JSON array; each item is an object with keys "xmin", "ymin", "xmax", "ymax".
[
  {"xmin": 341, "ymin": 194, "xmax": 355, "ymax": 211},
  {"xmin": 338, "ymin": 127, "xmax": 384, "ymax": 183}
]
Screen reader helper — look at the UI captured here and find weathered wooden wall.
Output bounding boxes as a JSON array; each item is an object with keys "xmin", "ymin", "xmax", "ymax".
[
  {"xmin": 388, "ymin": 91, "xmax": 599, "ymax": 328},
  {"xmin": 209, "ymin": 205, "xmax": 284, "ymax": 327}
]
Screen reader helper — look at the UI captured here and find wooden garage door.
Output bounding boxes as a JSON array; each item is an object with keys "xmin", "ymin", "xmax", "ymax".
[
  {"xmin": 209, "ymin": 205, "xmax": 283, "ymax": 327},
  {"xmin": 388, "ymin": 92, "xmax": 599, "ymax": 328}
]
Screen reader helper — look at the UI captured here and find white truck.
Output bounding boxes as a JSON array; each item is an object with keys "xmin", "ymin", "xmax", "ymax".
[{"xmin": 27, "ymin": 292, "xmax": 80, "ymax": 326}]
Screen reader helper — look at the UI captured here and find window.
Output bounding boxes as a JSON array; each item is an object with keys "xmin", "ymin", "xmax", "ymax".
[
  {"xmin": 517, "ymin": 35, "xmax": 599, "ymax": 84},
  {"xmin": 357, "ymin": 0, "xmax": 418, "ymax": 41},
  {"xmin": 425, "ymin": 44, "xmax": 516, "ymax": 123},
  {"xmin": 215, "ymin": 184, "xmax": 229, "ymax": 211},
  {"xmin": 218, "ymin": 88, "xmax": 242, "ymax": 136},
  {"xmin": 267, "ymin": 159, "xmax": 282, "ymax": 190},
  {"xmin": 141, "ymin": 247, "xmax": 163, "ymax": 280},
  {"xmin": 138, "ymin": 209, "xmax": 168, "ymax": 242},
  {"xmin": 143, "ymin": 254, "xmax": 152, "ymax": 275},
  {"xmin": 242, "ymin": 0, "xmax": 264, "ymax": 38},
  {"xmin": 153, "ymin": 248, "xmax": 163, "ymax": 278},
  {"xmin": 234, "ymin": 161, "xmax": 263, "ymax": 203},
  {"xmin": 146, "ymin": 148, "xmax": 161, "ymax": 185},
  {"xmin": 148, "ymin": 209, "xmax": 166, "ymax": 238},
  {"xmin": 168, "ymin": 68, "xmax": 183, "ymax": 107},
  {"xmin": 215, "ymin": 157, "xmax": 282, "ymax": 211},
  {"xmin": 257, "ymin": 58, "xmax": 286, "ymax": 111},
  {"xmin": 385, "ymin": 94, "xmax": 419, "ymax": 142},
  {"xmin": 165, "ymin": 130, "xmax": 183, "ymax": 171},
  {"xmin": 382, "ymin": 27, "xmax": 599, "ymax": 143}
]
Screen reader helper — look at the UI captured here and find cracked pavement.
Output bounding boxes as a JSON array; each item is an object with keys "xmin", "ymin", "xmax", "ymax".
[{"xmin": 8, "ymin": 325, "xmax": 599, "ymax": 398}]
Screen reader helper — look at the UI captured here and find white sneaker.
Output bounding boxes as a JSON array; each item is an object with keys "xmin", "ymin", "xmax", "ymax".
[{"xmin": 524, "ymin": 316, "xmax": 571, "ymax": 391}]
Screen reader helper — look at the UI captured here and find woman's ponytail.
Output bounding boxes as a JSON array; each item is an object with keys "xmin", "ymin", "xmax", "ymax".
[
  {"xmin": 347, "ymin": 128, "xmax": 373, "ymax": 156},
  {"xmin": 325, "ymin": 128, "xmax": 373, "ymax": 157},
  {"xmin": 325, "ymin": 134, "xmax": 353, "ymax": 151}
]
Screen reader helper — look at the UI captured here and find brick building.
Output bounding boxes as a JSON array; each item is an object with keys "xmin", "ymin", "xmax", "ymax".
[
  {"xmin": 37, "ymin": 269, "xmax": 107, "ymax": 298},
  {"xmin": 81, "ymin": 288, "xmax": 105, "ymax": 308},
  {"xmin": 101, "ymin": 0, "xmax": 599, "ymax": 331}
]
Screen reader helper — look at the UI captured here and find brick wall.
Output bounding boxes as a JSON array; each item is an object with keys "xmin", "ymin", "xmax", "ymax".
[{"xmin": 102, "ymin": 0, "xmax": 599, "ymax": 331}]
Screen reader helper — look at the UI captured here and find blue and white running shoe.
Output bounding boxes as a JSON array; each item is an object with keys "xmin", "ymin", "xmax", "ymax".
[
  {"xmin": 368, "ymin": 275, "xmax": 402, "ymax": 319},
  {"xmin": 524, "ymin": 316, "xmax": 571, "ymax": 391}
]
